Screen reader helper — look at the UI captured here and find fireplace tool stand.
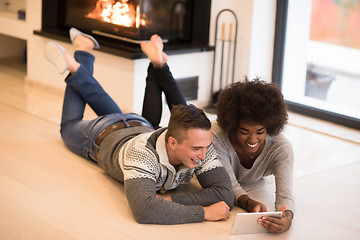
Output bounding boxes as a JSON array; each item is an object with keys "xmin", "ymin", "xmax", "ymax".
[{"xmin": 205, "ymin": 9, "xmax": 238, "ymax": 114}]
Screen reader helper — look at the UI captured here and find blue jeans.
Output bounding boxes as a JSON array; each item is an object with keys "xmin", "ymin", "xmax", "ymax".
[{"xmin": 60, "ymin": 51, "xmax": 153, "ymax": 161}]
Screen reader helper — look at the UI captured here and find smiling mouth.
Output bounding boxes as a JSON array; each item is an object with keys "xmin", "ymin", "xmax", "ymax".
[
  {"xmin": 191, "ymin": 158, "xmax": 199, "ymax": 164},
  {"xmin": 247, "ymin": 142, "xmax": 258, "ymax": 148}
]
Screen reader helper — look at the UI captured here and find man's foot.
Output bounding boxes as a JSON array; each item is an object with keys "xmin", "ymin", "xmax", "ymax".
[
  {"xmin": 69, "ymin": 28, "xmax": 100, "ymax": 52},
  {"xmin": 44, "ymin": 41, "xmax": 80, "ymax": 74},
  {"xmin": 140, "ymin": 34, "xmax": 168, "ymax": 68},
  {"xmin": 44, "ymin": 41, "xmax": 68, "ymax": 74}
]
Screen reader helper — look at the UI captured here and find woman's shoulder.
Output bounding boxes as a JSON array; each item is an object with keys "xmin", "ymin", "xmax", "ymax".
[
  {"xmin": 264, "ymin": 133, "xmax": 294, "ymax": 162},
  {"xmin": 211, "ymin": 121, "xmax": 228, "ymax": 141},
  {"xmin": 267, "ymin": 133, "xmax": 293, "ymax": 151},
  {"xmin": 211, "ymin": 121, "xmax": 222, "ymax": 132},
  {"xmin": 210, "ymin": 121, "xmax": 233, "ymax": 150}
]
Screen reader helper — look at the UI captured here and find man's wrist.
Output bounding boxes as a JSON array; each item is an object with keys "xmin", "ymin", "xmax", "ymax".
[
  {"xmin": 203, "ymin": 206, "xmax": 209, "ymax": 221},
  {"xmin": 156, "ymin": 194, "xmax": 172, "ymax": 201}
]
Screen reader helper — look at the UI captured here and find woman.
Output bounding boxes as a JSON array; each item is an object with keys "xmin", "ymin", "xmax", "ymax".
[
  {"xmin": 140, "ymin": 35, "xmax": 294, "ymax": 233},
  {"xmin": 213, "ymin": 79, "xmax": 294, "ymax": 234}
]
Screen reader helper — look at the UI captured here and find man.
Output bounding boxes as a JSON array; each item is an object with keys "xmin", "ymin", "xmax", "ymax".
[{"xmin": 44, "ymin": 28, "xmax": 234, "ymax": 224}]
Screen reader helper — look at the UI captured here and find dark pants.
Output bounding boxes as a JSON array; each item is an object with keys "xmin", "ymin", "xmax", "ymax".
[{"xmin": 141, "ymin": 63, "xmax": 186, "ymax": 129}]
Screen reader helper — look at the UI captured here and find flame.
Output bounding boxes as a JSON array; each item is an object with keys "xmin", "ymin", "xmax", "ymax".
[{"xmin": 86, "ymin": 0, "xmax": 145, "ymax": 28}]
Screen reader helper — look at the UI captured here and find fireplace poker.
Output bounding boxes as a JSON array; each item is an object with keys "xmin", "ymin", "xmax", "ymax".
[
  {"xmin": 207, "ymin": 9, "xmax": 238, "ymax": 113},
  {"xmin": 219, "ymin": 22, "xmax": 226, "ymax": 92},
  {"xmin": 226, "ymin": 23, "xmax": 233, "ymax": 84}
]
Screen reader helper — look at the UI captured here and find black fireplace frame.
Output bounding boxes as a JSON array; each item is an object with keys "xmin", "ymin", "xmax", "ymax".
[{"xmin": 34, "ymin": 0, "xmax": 213, "ymax": 59}]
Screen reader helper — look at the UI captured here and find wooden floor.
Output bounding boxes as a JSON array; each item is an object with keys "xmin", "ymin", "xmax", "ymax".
[{"xmin": 0, "ymin": 58, "xmax": 359, "ymax": 239}]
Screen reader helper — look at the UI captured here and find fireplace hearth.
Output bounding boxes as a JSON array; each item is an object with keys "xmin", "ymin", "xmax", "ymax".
[{"xmin": 35, "ymin": 0, "xmax": 212, "ymax": 59}]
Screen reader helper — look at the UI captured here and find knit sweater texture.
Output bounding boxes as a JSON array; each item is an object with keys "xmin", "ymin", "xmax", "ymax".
[{"xmin": 97, "ymin": 127, "xmax": 234, "ymax": 224}]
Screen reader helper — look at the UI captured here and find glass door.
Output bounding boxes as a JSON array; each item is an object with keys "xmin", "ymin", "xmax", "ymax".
[{"xmin": 273, "ymin": 0, "xmax": 360, "ymax": 129}]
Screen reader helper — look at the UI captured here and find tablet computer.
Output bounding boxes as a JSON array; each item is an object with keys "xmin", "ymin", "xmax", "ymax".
[{"xmin": 231, "ymin": 212, "xmax": 282, "ymax": 235}]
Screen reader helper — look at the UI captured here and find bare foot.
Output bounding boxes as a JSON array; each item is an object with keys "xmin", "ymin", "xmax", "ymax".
[
  {"xmin": 44, "ymin": 41, "xmax": 80, "ymax": 74},
  {"xmin": 140, "ymin": 34, "xmax": 168, "ymax": 68},
  {"xmin": 73, "ymin": 34, "xmax": 96, "ymax": 52}
]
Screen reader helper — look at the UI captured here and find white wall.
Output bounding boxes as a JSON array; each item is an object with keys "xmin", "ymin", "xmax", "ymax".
[
  {"xmin": 210, "ymin": 0, "xmax": 253, "ymax": 83},
  {"xmin": 210, "ymin": 0, "xmax": 276, "ymax": 83},
  {"xmin": 0, "ymin": 0, "xmax": 25, "ymax": 12},
  {"xmin": 248, "ymin": 0, "xmax": 277, "ymax": 81},
  {"xmin": 282, "ymin": 0, "xmax": 312, "ymax": 99}
]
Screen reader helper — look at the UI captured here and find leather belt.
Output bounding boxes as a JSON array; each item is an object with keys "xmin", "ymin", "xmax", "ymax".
[{"xmin": 94, "ymin": 121, "xmax": 149, "ymax": 156}]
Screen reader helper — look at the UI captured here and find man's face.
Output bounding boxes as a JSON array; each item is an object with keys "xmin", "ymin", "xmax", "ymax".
[{"xmin": 169, "ymin": 128, "xmax": 212, "ymax": 169}]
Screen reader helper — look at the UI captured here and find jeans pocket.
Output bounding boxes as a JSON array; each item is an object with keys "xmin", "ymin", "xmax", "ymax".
[{"xmin": 84, "ymin": 116, "xmax": 106, "ymax": 137}]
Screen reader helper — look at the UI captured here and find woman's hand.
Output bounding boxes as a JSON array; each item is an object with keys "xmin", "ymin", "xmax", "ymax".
[
  {"xmin": 257, "ymin": 205, "xmax": 293, "ymax": 234},
  {"xmin": 237, "ymin": 195, "xmax": 267, "ymax": 212},
  {"xmin": 247, "ymin": 198, "xmax": 267, "ymax": 212}
]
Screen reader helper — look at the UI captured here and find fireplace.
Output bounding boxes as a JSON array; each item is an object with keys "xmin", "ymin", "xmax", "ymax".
[{"xmin": 35, "ymin": 0, "xmax": 212, "ymax": 59}]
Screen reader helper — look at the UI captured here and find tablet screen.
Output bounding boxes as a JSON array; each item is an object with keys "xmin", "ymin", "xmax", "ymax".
[{"xmin": 231, "ymin": 212, "xmax": 282, "ymax": 235}]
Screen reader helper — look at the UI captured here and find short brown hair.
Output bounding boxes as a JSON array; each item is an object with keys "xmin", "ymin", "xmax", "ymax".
[
  {"xmin": 166, "ymin": 104, "xmax": 211, "ymax": 143},
  {"xmin": 216, "ymin": 77, "xmax": 288, "ymax": 136}
]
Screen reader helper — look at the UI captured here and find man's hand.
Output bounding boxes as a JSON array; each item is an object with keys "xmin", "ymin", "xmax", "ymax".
[
  {"xmin": 156, "ymin": 194, "xmax": 172, "ymax": 201},
  {"xmin": 203, "ymin": 201, "xmax": 230, "ymax": 221},
  {"xmin": 257, "ymin": 205, "xmax": 293, "ymax": 234}
]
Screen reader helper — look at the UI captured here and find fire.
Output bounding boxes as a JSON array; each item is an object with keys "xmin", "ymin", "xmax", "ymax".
[{"xmin": 86, "ymin": 0, "xmax": 145, "ymax": 28}]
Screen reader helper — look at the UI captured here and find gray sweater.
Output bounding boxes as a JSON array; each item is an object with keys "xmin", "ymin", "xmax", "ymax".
[
  {"xmin": 97, "ymin": 127, "xmax": 234, "ymax": 224},
  {"xmin": 211, "ymin": 122, "xmax": 295, "ymax": 213}
]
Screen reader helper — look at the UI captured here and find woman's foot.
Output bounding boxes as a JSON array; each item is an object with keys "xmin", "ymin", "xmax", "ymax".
[
  {"xmin": 69, "ymin": 28, "xmax": 100, "ymax": 52},
  {"xmin": 44, "ymin": 41, "xmax": 80, "ymax": 74},
  {"xmin": 140, "ymin": 34, "xmax": 168, "ymax": 68}
]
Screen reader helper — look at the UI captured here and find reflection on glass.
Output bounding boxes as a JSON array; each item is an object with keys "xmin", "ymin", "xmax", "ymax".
[{"xmin": 282, "ymin": 0, "xmax": 360, "ymax": 120}]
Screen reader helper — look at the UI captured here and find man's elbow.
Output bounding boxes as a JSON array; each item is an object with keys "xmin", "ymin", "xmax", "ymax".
[
  {"xmin": 224, "ymin": 189, "xmax": 235, "ymax": 209},
  {"xmin": 212, "ymin": 186, "xmax": 235, "ymax": 209},
  {"xmin": 132, "ymin": 210, "xmax": 155, "ymax": 224}
]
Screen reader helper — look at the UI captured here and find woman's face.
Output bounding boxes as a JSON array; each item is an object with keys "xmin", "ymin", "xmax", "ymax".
[{"xmin": 236, "ymin": 122, "xmax": 267, "ymax": 154}]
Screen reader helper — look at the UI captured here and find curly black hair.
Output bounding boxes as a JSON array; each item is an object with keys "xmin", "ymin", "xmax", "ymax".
[{"xmin": 216, "ymin": 77, "xmax": 288, "ymax": 136}]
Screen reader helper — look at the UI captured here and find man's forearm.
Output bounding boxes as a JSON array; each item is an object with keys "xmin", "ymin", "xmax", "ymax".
[
  {"xmin": 125, "ymin": 178, "xmax": 205, "ymax": 224},
  {"xmin": 172, "ymin": 167, "xmax": 235, "ymax": 208}
]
